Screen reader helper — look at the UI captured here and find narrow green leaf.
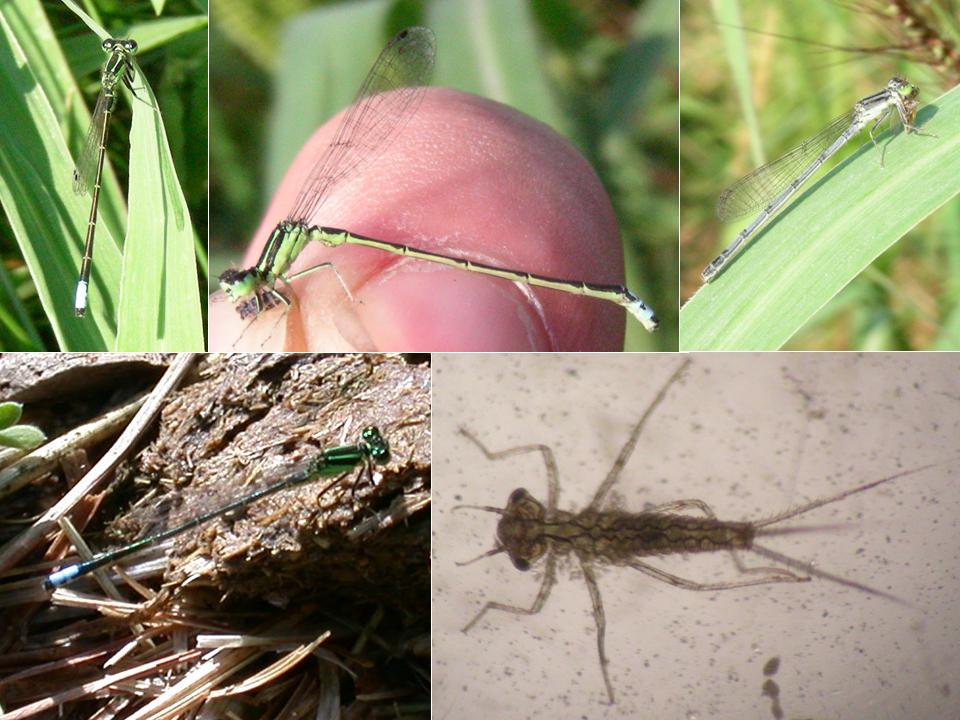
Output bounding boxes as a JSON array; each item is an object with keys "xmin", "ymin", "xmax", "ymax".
[
  {"xmin": 0, "ymin": 1, "xmax": 120, "ymax": 349},
  {"xmin": 59, "ymin": 0, "xmax": 107, "ymax": 38},
  {"xmin": 116, "ymin": 58, "xmax": 204, "ymax": 351},
  {"xmin": 0, "ymin": 264, "xmax": 44, "ymax": 350},
  {"xmin": 127, "ymin": 15, "xmax": 210, "ymax": 51},
  {"xmin": 267, "ymin": 1, "xmax": 398, "ymax": 193},
  {"xmin": 268, "ymin": 0, "xmax": 565, "ymax": 186},
  {"xmin": 430, "ymin": 0, "xmax": 566, "ymax": 133},
  {"xmin": 681, "ymin": 83, "xmax": 960, "ymax": 350},
  {"xmin": 710, "ymin": 0, "xmax": 764, "ymax": 166}
]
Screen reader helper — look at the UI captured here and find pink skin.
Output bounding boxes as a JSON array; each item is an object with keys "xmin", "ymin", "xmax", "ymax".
[{"xmin": 210, "ymin": 88, "xmax": 628, "ymax": 351}]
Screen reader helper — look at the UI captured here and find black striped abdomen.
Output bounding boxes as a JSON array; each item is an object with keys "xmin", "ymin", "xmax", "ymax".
[{"xmin": 559, "ymin": 512, "xmax": 754, "ymax": 563}]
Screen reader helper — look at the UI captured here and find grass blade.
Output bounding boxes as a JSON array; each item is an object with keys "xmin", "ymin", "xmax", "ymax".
[{"xmin": 116, "ymin": 55, "xmax": 205, "ymax": 350}]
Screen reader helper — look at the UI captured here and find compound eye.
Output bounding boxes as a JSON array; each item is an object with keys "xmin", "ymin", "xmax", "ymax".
[
  {"xmin": 101, "ymin": 38, "xmax": 114, "ymax": 50},
  {"xmin": 512, "ymin": 557, "xmax": 531, "ymax": 572},
  {"xmin": 124, "ymin": 40, "xmax": 138, "ymax": 52},
  {"xmin": 370, "ymin": 442, "xmax": 389, "ymax": 461},
  {"xmin": 508, "ymin": 488, "xmax": 527, "ymax": 504}
]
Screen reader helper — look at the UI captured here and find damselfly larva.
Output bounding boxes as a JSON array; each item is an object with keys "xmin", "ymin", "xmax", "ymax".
[{"xmin": 454, "ymin": 359, "xmax": 938, "ymax": 705}]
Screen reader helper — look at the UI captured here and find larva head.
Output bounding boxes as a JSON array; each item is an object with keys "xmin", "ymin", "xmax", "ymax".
[
  {"xmin": 452, "ymin": 489, "xmax": 548, "ymax": 570},
  {"xmin": 496, "ymin": 488, "xmax": 547, "ymax": 571}
]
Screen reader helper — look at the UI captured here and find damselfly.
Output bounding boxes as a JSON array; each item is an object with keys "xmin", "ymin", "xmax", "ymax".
[
  {"xmin": 44, "ymin": 426, "xmax": 389, "ymax": 589},
  {"xmin": 72, "ymin": 37, "xmax": 138, "ymax": 317},
  {"xmin": 702, "ymin": 77, "xmax": 924, "ymax": 283},
  {"xmin": 217, "ymin": 26, "xmax": 659, "ymax": 332}
]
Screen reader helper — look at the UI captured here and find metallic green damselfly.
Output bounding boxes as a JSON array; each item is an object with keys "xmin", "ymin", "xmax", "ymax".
[{"xmin": 44, "ymin": 426, "xmax": 389, "ymax": 589}]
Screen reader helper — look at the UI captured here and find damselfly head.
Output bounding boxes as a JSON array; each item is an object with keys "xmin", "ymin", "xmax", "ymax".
[
  {"xmin": 895, "ymin": 78, "xmax": 922, "ymax": 126},
  {"xmin": 890, "ymin": 76, "xmax": 919, "ymax": 103},
  {"xmin": 218, "ymin": 267, "xmax": 287, "ymax": 319},
  {"xmin": 360, "ymin": 426, "xmax": 390, "ymax": 463},
  {"xmin": 102, "ymin": 37, "xmax": 138, "ymax": 55},
  {"xmin": 218, "ymin": 267, "xmax": 257, "ymax": 299}
]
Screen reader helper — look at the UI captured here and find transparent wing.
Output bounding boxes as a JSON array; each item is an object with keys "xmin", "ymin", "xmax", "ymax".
[
  {"xmin": 287, "ymin": 26, "xmax": 436, "ymax": 223},
  {"xmin": 73, "ymin": 88, "xmax": 110, "ymax": 196},
  {"xmin": 716, "ymin": 110, "xmax": 855, "ymax": 221}
]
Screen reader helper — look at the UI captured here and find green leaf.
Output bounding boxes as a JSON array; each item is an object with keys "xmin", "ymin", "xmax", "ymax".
[
  {"xmin": 428, "ymin": 0, "xmax": 566, "ymax": 133},
  {"xmin": 0, "ymin": 0, "xmax": 120, "ymax": 348},
  {"xmin": 127, "ymin": 15, "xmax": 211, "ymax": 54},
  {"xmin": 710, "ymin": 0, "xmax": 764, "ymax": 167},
  {"xmin": 681, "ymin": 82, "xmax": 960, "ymax": 350},
  {"xmin": 116, "ymin": 53, "xmax": 205, "ymax": 351},
  {"xmin": 0, "ymin": 401, "xmax": 45, "ymax": 450},
  {"xmin": 0, "ymin": 424, "xmax": 46, "ymax": 450},
  {"xmin": 0, "ymin": 401, "xmax": 23, "ymax": 429},
  {"xmin": 267, "ymin": 1, "xmax": 400, "ymax": 194}
]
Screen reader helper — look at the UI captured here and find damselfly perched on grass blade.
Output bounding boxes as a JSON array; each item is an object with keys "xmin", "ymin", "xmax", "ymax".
[
  {"xmin": 702, "ymin": 77, "xmax": 930, "ymax": 283},
  {"xmin": 436, "ymin": 354, "xmax": 960, "ymax": 716},
  {"xmin": 72, "ymin": 37, "xmax": 138, "ymax": 317}
]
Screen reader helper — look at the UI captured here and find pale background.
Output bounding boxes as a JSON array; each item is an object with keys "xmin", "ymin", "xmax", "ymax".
[{"xmin": 433, "ymin": 353, "xmax": 960, "ymax": 719}]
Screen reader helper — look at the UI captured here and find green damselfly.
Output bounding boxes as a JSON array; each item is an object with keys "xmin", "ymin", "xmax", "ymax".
[
  {"xmin": 44, "ymin": 426, "xmax": 389, "ymax": 589},
  {"xmin": 702, "ymin": 76, "xmax": 924, "ymax": 283},
  {"xmin": 72, "ymin": 37, "xmax": 138, "ymax": 317},
  {"xmin": 218, "ymin": 26, "xmax": 659, "ymax": 332}
]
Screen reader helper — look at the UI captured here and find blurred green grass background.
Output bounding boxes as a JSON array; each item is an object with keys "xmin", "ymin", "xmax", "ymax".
[
  {"xmin": 210, "ymin": 0, "xmax": 678, "ymax": 350},
  {"xmin": 681, "ymin": 0, "xmax": 960, "ymax": 349}
]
